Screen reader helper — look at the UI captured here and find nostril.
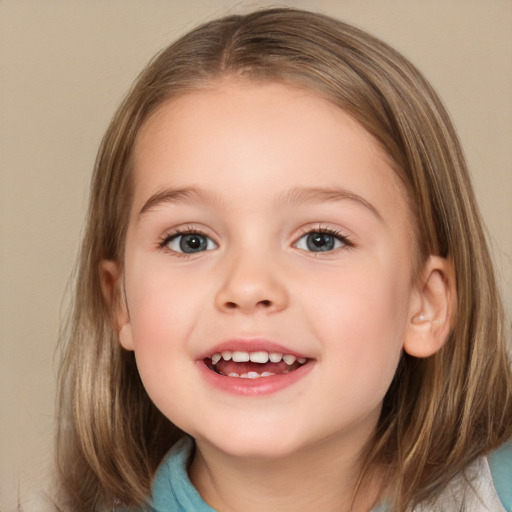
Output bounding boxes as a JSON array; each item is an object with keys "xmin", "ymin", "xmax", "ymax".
[{"xmin": 223, "ymin": 299, "xmax": 272, "ymax": 310}]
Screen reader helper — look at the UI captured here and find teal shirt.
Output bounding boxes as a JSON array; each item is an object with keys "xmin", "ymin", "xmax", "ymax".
[
  {"xmin": 150, "ymin": 438, "xmax": 215, "ymax": 512},
  {"xmin": 145, "ymin": 437, "xmax": 512, "ymax": 511},
  {"xmin": 489, "ymin": 440, "xmax": 512, "ymax": 511}
]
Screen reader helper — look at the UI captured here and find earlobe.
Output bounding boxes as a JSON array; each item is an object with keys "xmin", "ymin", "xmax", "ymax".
[
  {"xmin": 99, "ymin": 259, "xmax": 134, "ymax": 351},
  {"xmin": 118, "ymin": 322, "xmax": 134, "ymax": 351},
  {"xmin": 403, "ymin": 256, "xmax": 456, "ymax": 358}
]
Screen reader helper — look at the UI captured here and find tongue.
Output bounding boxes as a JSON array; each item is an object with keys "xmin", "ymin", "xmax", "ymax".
[{"xmin": 212, "ymin": 359, "xmax": 293, "ymax": 375}]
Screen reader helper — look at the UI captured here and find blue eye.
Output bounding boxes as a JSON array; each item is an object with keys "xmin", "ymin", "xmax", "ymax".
[
  {"xmin": 164, "ymin": 232, "xmax": 217, "ymax": 254},
  {"xmin": 295, "ymin": 231, "xmax": 347, "ymax": 252}
]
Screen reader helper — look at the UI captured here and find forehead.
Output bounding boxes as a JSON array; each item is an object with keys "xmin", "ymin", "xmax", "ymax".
[{"xmin": 130, "ymin": 80, "xmax": 410, "ymax": 222}]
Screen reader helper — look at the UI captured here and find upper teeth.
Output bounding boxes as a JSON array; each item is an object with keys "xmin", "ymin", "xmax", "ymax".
[{"xmin": 210, "ymin": 351, "xmax": 306, "ymax": 365}]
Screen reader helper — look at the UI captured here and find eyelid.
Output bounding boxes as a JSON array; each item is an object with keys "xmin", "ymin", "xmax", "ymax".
[
  {"xmin": 158, "ymin": 225, "xmax": 219, "ymax": 254},
  {"xmin": 292, "ymin": 224, "xmax": 354, "ymax": 252}
]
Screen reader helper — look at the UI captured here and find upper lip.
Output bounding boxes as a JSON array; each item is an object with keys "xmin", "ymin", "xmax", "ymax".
[{"xmin": 197, "ymin": 338, "xmax": 312, "ymax": 360}]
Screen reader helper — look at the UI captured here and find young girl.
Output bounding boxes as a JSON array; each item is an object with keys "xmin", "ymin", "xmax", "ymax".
[{"xmin": 56, "ymin": 8, "xmax": 512, "ymax": 512}]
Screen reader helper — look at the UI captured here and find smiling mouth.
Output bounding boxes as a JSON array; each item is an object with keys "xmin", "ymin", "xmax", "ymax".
[{"xmin": 205, "ymin": 350, "xmax": 309, "ymax": 379}]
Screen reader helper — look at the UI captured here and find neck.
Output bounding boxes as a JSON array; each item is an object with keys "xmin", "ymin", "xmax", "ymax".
[{"xmin": 188, "ymin": 432, "xmax": 383, "ymax": 512}]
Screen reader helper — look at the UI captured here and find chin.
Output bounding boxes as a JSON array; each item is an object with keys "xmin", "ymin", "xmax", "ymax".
[{"xmin": 195, "ymin": 425, "xmax": 312, "ymax": 461}]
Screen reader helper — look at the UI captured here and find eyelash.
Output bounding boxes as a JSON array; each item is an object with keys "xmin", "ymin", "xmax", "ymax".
[
  {"xmin": 158, "ymin": 227, "xmax": 216, "ymax": 256},
  {"xmin": 294, "ymin": 225, "xmax": 354, "ymax": 253},
  {"xmin": 158, "ymin": 225, "xmax": 354, "ymax": 255}
]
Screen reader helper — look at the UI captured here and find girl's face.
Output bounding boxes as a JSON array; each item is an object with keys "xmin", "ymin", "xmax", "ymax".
[{"xmin": 118, "ymin": 80, "xmax": 419, "ymax": 460}]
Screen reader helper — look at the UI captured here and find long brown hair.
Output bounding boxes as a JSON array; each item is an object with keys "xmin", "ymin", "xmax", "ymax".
[{"xmin": 56, "ymin": 8, "xmax": 512, "ymax": 511}]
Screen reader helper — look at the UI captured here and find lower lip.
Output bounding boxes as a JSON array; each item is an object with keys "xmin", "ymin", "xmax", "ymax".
[{"xmin": 197, "ymin": 360, "xmax": 314, "ymax": 396}]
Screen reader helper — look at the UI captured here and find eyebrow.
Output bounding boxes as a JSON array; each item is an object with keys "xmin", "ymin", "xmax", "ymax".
[
  {"xmin": 138, "ymin": 185, "xmax": 382, "ymax": 222},
  {"xmin": 280, "ymin": 186, "xmax": 383, "ymax": 222},
  {"xmin": 138, "ymin": 186, "xmax": 224, "ymax": 216}
]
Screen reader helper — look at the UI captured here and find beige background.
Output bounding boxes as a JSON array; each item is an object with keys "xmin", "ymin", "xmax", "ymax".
[{"xmin": 1, "ymin": 1, "xmax": 511, "ymax": 510}]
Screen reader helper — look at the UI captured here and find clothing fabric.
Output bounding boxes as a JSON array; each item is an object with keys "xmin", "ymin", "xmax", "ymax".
[
  {"xmin": 149, "ymin": 437, "xmax": 214, "ymax": 512},
  {"xmin": 410, "ymin": 455, "xmax": 507, "ymax": 511},
  {"xmin": 146, "ymin": 437, "xmax": 512, "ymax": 511}
]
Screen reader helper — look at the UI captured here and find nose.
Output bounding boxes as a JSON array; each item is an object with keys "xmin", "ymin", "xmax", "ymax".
[{"xmin": 214, "ymin": 252, "xmax": 289, "ymax": 314}]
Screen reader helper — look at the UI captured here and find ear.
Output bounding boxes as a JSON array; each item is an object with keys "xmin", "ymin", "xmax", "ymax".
[
  {"xmin": 99, "ymin": 259, "xmax": 134, "ymax": 351},
  {"xmin": 403, "ymin": 256, "xmax": 456, "ymax": 358}
]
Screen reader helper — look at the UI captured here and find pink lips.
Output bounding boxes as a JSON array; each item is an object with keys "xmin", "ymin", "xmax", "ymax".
[{"xmin": 196, "ymin": 338, "xmax": 314, "ymax": 396}]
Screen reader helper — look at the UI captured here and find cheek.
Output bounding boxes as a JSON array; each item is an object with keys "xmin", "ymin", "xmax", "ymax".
[
  {"xmin": 123, "ymin": 263, "xmax": 205, "ymax": 377},
  {"xmin": 129, "ymin": 282, "xmax": 180, "ymax": 344},
  {"xmin": 302, "ymin": 257, "xmax": 411, "ymax": 378},
  {"xmin": 123, "ymin": 268, "xmax": 204, "ymax": 424},
  {"xmin": 126, "ymin": 253, "xmax": 205, "ymax": 331}
]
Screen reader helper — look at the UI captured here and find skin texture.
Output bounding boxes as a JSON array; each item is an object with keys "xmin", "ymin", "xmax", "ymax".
[{"xmin": 104, "ymin": 80, "xmax": 454, "ymax": 511}]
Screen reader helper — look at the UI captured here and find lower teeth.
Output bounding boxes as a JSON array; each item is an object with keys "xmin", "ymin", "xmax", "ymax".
[{"xmin": 226, "ymin": 371, "xmax": 277, "ymax": 379}]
